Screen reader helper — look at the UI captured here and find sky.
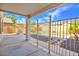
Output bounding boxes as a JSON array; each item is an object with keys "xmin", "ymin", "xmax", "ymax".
[
  {"xmin": 32, "ymin": 3, "xmax": 79, "ymax": 23},
  {"xmin": 3, "ymin": 3, "xmax": 79, "ymax": 24}
]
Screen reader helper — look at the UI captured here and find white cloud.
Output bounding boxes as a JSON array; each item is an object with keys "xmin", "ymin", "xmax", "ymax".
[
  {"xmin": 44, "ymin": 17, "xmax": 49, "ymax": 20},
  {"xmin": 76, "ymin": 5, "xmax": 79, "ymax": 7},
  {"xmin": 51, "ymin": 4, "xmax": 73, "ymax": 20},
  {"xmin": 16, "ymin": 18, "xmax": 26, "ymax": 24},
  {"xmin": 38, "ymin": 19, "xmax": 41, "ymax": 22}
]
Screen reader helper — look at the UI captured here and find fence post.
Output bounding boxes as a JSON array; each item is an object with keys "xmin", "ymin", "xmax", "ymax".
[
  {"xmin": 48, "ymin": 15, "xmax": 52, "ymax": 54},
  {"xmin": 37, "ymin": 19, "xmax": 39, "ymax": 47}
]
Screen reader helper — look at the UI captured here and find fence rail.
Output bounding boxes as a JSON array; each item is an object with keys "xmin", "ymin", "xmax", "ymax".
[{"xmin": 30, "ymin": 17, "xmax": 79, "ymax": 56}]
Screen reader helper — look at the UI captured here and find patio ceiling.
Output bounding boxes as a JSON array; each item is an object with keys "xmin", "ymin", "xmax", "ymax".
[{"xmin": 0, "ymin": 3, "xmax": 63, "ymax": 16}]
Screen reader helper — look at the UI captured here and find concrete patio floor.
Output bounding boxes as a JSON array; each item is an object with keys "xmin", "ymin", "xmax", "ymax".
[
  {"xmin": 0, "ymin": 41, "xmax": 52, "ymax": 56},
  {"xmin": 0, "ymin": 34, "xmax": 78, "ymax": 56}
]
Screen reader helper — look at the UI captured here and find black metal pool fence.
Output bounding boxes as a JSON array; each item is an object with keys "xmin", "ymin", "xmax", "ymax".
[{"xmin": 30, "ymin": 17, "xmax": 79, "ymax": 56}]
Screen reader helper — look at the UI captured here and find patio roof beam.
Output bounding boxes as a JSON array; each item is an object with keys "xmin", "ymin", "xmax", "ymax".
[
  {"xmin": 0, "ymin": 9, "xmax": 27, "ymax": 16},
  {"xmin": 0, "ymin": 3, "xmax": 64, "ymax": 17},
  {"xmin": 31, "ymin": 3, "xmax": 64, "ymax": 16}
]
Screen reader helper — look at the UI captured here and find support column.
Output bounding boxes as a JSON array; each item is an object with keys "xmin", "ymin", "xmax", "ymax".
[
  {"xmin": 26, "ymin": 15, "xmax": 31, "ymax": 40},
  {"xmin": 0, "ymin": 11, "xmax": 3, "ymax": 34},
  {"xmin": 0, "ymin": 15, "xmax": 1, "ymax": 34}
]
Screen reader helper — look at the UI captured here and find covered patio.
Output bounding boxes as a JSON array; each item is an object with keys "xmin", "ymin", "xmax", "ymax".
[{"xmin": 0, "ymin": 3, "xmax": 79, "ymax": 56}]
